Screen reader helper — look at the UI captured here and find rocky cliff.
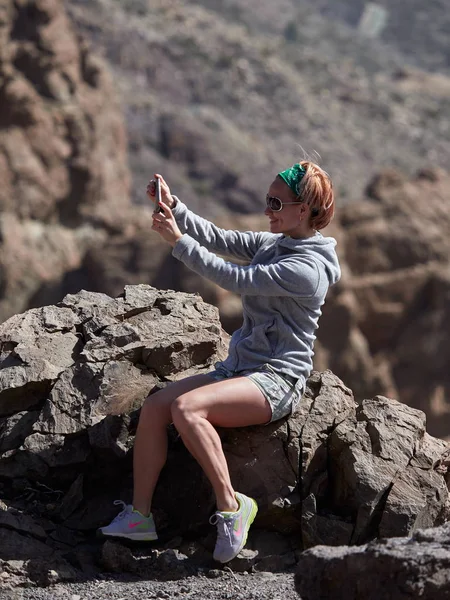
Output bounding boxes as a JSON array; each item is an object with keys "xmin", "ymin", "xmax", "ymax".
[
  {"xmin": 66, "ymin": 0, "xmax": 450, "ymax": 212},
  {"xmin": 0, "ymin": 0, "xmax": 132, "ymax": 320},
  {"xmin": 315, "ymin": 167, "xmax": 450, "ymax": 440}
]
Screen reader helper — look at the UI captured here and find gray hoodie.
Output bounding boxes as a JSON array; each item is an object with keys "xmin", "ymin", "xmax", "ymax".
[{"xmin": 171, "ymin": 198, "xmax": 341, "ymax": 388}]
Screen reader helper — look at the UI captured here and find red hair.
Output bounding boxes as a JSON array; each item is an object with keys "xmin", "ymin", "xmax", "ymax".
[{"xmin": 296, "ymin": 161, "xmax": 335, "ymax": 230}]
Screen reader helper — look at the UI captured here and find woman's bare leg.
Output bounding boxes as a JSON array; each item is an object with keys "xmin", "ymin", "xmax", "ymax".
[
  {"xmin": 170, "ymin": 378, "xmax": 271, "ymax": 512},
  {"xmin": 132, "ymin": 374, "xmax": 214, "ymax": 516}
]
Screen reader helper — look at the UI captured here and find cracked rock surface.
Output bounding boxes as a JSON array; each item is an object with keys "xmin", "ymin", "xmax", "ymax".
[
  {"xmin": 295, "ymin": 522, "xmax": 450, "ymax": 600},
  {"xmin": 0, "ymin": 285, "xmax": 448, "ymax": 589}
]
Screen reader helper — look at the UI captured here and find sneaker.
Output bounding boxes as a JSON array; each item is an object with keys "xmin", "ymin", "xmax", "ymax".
[
  {"xmin": 209, "ymin": 492, "xmax": 258, "ymax": 563},
  {"xmin": 98, "ymin": 500, "xmax": 158, "ymax": 541}
]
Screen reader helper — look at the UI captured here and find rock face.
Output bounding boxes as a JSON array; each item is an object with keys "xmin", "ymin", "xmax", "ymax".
[
  {"xmin": 0, "ymin": 0, "xmax": 131, "ymax": 321},
  {"xmin": 0, "ymin": 286, "xmax": 448, "ymax": 586},
  {"xmin": 314, "ymin": 167, "xmax": 450, "ymax": 439},
  {"xmin": 67, "ymin": 0, "xmax": 450, "ymax": 211},
  {"xmin": 295, "ymin": 522, "xmax": 450, "ymax": 600}
]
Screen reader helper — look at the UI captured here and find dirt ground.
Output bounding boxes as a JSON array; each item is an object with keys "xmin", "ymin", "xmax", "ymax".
[{"xmin": 0, "ymin": 570, "xmax": 300, "ymax": 600}]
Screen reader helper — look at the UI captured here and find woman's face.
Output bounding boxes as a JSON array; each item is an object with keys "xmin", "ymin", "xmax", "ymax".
[{"xmin": 265, "ymin": 178, "xmax": 304, "ymax": 236}]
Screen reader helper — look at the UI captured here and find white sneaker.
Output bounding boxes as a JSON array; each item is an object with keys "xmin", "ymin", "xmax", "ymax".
[
  {"xmin": 209, "ymin": 492, "xmax": 258, "ymax": 563},
  {"xmin": 98, "ymin": 500, "xmax": 158, "ymax": 541}
]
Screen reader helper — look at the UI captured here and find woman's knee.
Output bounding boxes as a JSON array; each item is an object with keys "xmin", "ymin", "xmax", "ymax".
[
  {"xmin": 170, "ymin": 393, "xmax": 198, "ymax": 426},
  {"xmin": 140, "ymin": 375, "xmax": 212, "ymax": 426},
  {"xmin": 140, "ymin": 389, "xmax": 174, "ymax": 424}
]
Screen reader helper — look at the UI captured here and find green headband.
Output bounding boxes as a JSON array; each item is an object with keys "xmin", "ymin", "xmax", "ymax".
[{"xmin": 278, "ymin": 163, "xmax": 306, "ymax": 197}]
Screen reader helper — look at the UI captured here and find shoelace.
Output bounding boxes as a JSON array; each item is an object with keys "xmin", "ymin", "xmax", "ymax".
[
  {"xmin": 209, "ymin": 513, "xmax": 233, "ymax": 545},
  {"xmin": 111, "ymin": 500, "xmax": 130, "ymax": 523}
]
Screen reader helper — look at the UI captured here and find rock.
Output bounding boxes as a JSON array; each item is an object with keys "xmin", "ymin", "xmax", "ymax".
[
  {"xmin": 227, "ymin": 548, "xmax": 259, "ymax": 572},
  {"xmin": 327, "ymin": 396, "xmax": 450, "ymax": 545},
  {"xmin": 58, "ymin": 474, "xmax": 84, "ymax": 520},
  {"xmin": 295, "ymin": 522, "xmax": 450, "ymax": 600},
  {"xmin": 248, "ymin": 530, "xmax": 293, "ymax": 558},
  {"xmin": 100, "ymin": 540, "xmax": 135, "ymax": 573},
  {"xmin": 0, "ymin": 527, "xmax": 53, "ymax": 561},
  {"xmin": 151, "ymin": 549, "xmax": 191, "ymax": 581},
  {"xmin": 0, "ymin": 411, "xmax": 41, "ymax": 452},
  {"xmin": 0, "ymin": 503, "xmax": 46, "ymax": 541},
  {"xmin": 254, "ymin": 552, "xmax": 296, "ymax": 573},
  {"xmin": 316, "ymin": 168, "xmax": 450, "ymax": 439},
  {"xmin": 0, "ymin": 0, "xmax": 132, "ymax": 323},
  {"xmin": 0, "ymin": 556, "xmax": 76, "ymax": 588},
  {"xmin": 246, "ymin": 530, "xmax": 297, "ymax": 572},
  {"xmin": 0, "ymin": 287, "xmax": 230, "ymax": 524},
  {"xmin": 101, "ymin": 542, "xmax": 191, "ymax": 581},
  {"xmin": 0, "ymin": 286, "xmax": 448, "ymax": 584},
  {"xmin": 206, "ymin": 569, "xmax": 224, "ymax": 578},
  {"xmin": 301, "ymin": 494, "xmax": 354, "ymax": 548}
]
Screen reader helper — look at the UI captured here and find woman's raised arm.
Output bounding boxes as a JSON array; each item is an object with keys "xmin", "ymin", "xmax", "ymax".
[{"xmin": 147, "ymin": 175, "xmax": 270, "ymax": 261}]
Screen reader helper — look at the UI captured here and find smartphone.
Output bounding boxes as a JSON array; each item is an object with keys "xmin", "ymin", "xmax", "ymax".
[{"xmin": 154, "ymin": 178, "xmax": 163, "ymax": 213}]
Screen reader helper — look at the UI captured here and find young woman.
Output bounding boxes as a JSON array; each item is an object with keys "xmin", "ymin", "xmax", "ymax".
[{"xmin": 99, "ymin": 161, "xmax": 340, "ymax": 563}]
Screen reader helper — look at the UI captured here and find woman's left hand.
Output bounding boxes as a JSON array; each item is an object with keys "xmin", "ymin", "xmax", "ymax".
[{"xmin": 152, "ymin": 200, "xmax": 183, "ymax": 247}]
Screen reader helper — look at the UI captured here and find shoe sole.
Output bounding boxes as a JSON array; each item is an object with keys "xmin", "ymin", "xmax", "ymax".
[
  {"xmin": 238, "ymin": 496, "xmax": 258, "ymax": 553},
  {"xmin": 97, "ymin": 530, "xmax": 158, "ymax": 542}
]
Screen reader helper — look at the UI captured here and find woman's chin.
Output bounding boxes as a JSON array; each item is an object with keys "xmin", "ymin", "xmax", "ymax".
[{"xmin": 269, "ymin": 222, "xmax": 280, "ymax": 232}]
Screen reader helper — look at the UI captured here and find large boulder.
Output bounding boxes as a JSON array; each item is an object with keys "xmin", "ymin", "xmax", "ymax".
[
  {"xmin": 0, "ymin": 286, "xmax": 448, "ymax": 585},
  {"xmin": 295, "ymin": 522, "xmax": 450, "ymax": 600}
]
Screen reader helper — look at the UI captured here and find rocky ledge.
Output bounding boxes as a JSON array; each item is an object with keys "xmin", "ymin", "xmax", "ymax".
[
  {"xmin": 296, "ymin": 522, "xmax": 450, "ymax": 600},
  {"xmin": 0, "ymin": 286, "xmax": 448, "ymax": 588}
]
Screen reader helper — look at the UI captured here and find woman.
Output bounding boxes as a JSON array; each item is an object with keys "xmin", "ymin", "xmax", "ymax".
[{"xmin": 99, "ymin": 161, "xmax": 340, "ymax": 563}]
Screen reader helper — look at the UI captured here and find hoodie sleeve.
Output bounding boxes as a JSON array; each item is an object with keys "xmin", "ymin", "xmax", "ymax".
[
  {"xmin": 172, "ymin": 234, "xmax": 321, "ymax": 298},
  {"xmin": 171, "ymin": 196, "xmax": 268, "ymax": 261}
]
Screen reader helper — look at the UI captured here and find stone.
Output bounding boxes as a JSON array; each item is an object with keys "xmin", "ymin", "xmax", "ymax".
[
  {"xmin": 58, "ymin": 474, "xmax": 84, "ymax": 520},
  {"xmin": 301, "ymin": 494, "xmax": 354, "ymax": 548},
  {"xmin": 316, "ymin": 170, "xmax": 450, "ymax": 440},
  {"xmin": 0, "ymin": 503, "xmax": 46, "ymax": 541},
  {"xmin": 327, "ymin": 396, "xmax": 450, "ymax": 545},
  {"xmin": 227, "ymin": 548, "xmax": 259, "ymax": 572},
  {"xmin": 100, "ymin": 540, "xmax": 135, "ymax": 573},
  {"xmin": 0, "ymin": 286, "xmax": 448, "ymax": 585},
  {"xmin": 0, "ymin": 528, "xmax": 54, "ymax": 561},
  {"xmin": 295, "ymin": 522, "xmax": 450, "ymax": 600},
  {"xmin": 0, "ymin": 411, "xmax": 40, "ymax": 452},
  {"xmin": 0, "ymin": 0, "xmax": 130, "ymax": 322},
  {"xmin": 254, "ymin": 552, "xmax": 297, "ymax": 572}
]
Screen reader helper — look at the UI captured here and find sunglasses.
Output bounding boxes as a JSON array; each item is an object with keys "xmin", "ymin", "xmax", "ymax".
[{"xmin": 265, "ymin": 194, "xmax": 304, "ymax": 212}]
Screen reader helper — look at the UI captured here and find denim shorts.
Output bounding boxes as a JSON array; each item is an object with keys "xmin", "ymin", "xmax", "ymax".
[{"xmin": 206, "ymin": 363, "xmax": 304, "ymax": 423}]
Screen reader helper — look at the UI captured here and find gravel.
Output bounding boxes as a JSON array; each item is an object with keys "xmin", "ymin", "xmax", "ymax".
[{"xmin": 0, "ymin": 571, "xmax": 300, "ymax": 600}]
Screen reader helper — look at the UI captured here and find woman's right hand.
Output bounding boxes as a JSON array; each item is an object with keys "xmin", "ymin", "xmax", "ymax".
[{"xmin": 146, "ymin": 174, "xmax": 176, "ymax": 210}]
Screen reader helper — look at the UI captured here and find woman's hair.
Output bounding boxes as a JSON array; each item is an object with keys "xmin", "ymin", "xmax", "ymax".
[{"xmin": 296, "ymin": 160, "xmax": 335, "ymax": 230}]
